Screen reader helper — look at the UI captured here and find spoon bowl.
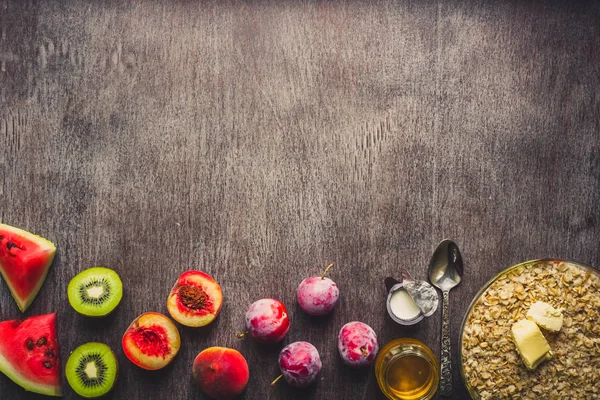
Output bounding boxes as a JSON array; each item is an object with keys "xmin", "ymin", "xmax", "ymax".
[{"xmin": 429, "ymin": 240, "xmax": 463, "ymax": 291}]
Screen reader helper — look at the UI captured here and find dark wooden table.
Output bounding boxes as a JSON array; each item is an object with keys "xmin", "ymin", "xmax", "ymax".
[{"xmin": 1, "ymin": 1, "xmax": 599, "ymax": 399}]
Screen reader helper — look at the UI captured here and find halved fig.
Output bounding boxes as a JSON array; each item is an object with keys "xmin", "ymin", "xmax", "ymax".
[
  {"xmin": 167, "ymin": 271, "xmax": 223, "ymax": 327},
  {"xmin": 122, "ymin": 312, "xmax": 180, "ymax": 370}
]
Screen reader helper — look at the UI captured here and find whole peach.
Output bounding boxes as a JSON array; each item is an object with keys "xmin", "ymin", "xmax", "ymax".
[{"xmin": 192, "ymin": 347, "xmax": 249, "ymax": 400}]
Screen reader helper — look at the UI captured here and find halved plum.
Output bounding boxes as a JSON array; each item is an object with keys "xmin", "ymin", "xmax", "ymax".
[
  {"xmin": 167, "ymin": 271, "xmax": 223, "ymax": 327},
  {"xmin": 122, "ymin": 312, "xmax": 180, "ymax": 370}
]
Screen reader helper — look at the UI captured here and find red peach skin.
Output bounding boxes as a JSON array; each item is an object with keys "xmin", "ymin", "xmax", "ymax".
[{"xmin": 193, "ymin": 347, "xmax": 249, "ymax": 400}]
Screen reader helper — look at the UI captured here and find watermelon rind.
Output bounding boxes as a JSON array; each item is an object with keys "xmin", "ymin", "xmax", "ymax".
[
  {"xmin": 0, "ymin": 351, "xmax": 63, "ymax": 397},
  {"xmin": 0, "ymin": 224, "xmax": 57, "ymax": 312}
]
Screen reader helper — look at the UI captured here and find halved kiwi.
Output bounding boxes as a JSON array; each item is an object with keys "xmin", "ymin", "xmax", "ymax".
[
  {"xmin": 68, "ymin": 267, "xmax": 123, "ymax": 317},
  {"xmin": 66, "ymin": 342, "xmax": 118, "ymax": 398}
]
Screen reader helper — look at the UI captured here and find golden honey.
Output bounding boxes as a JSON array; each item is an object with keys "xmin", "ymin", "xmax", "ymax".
[{"xmin": 375, "ymin": 338, "xmax": 439, "ymax": 400}]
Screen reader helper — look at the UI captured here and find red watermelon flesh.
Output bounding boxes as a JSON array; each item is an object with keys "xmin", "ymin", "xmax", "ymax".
[
  {"xmin": 0, "ymin": 313, "xmax": 62, "ymax": 396},
  {"xmin": 0, "ymin": 224, "xmax": 56, "ymax": 312}
]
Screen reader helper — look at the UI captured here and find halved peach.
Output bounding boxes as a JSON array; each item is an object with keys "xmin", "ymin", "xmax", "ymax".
[
  {"xmin": 122, "ymin": 312, "xmax": 181, "ymax": 370},
  {"xmin": 167, "ymin": 271, "xmax": 223, "ymax": 327},
  {"xmin": 192, "ymin": 347, "xmax": 249, "ymax": 400}
]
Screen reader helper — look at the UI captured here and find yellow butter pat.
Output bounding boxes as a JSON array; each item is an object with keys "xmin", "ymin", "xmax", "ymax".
[
  {"xmin": 511, "ymin": 319, "xmax": 553, "ymax": 370},
  {"xmin": 526, "ymin": 301, "xmax": 563, "ymax": 332}
]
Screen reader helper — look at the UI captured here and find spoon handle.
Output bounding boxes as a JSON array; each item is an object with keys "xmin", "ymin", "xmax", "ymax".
[{"xmin": 440, "ymin": 290, "xmax": 452, "ymax": 396}]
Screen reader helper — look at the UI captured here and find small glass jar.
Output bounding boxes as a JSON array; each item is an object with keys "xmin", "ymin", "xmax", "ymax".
[{"xmin": 375, "ymin": 338, "xmax": 439, "ymax": 400}]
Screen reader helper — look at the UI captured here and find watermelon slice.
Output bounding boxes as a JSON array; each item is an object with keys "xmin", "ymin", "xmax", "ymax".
[
  {"xmin": 0, "ymin": 224, "xmax": 56, "ymax": 312},
  {"xmin": 0, "ymin": 313, "xmax": 62, "ymax": 396}
]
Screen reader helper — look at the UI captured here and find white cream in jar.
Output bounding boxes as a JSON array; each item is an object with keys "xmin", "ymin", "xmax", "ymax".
[{"xmin": 389, "ymin": 287, "xmax": 421, "ymax": 321}]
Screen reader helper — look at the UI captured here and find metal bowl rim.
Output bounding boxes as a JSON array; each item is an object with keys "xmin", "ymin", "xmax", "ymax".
[{"xmin": 458, "ymin": 258, "xmax": 600, "ymax": 399}]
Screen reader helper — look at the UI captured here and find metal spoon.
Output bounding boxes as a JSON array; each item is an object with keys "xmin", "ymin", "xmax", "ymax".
[{"xmin": 428, "ymin": 239, "xmax": 463, "ymax": 397}]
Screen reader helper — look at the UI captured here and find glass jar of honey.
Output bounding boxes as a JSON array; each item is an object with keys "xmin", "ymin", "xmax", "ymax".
[{"xmin": 375, "ymin": 338, "xmax": 439, "ymax": 400}]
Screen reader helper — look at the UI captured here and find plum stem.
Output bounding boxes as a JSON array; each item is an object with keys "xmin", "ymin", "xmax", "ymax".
[
  {"xmin": 360, "ymin": 346, "xmax": 368, "ymax": 357},
  {"xmin": 321, "ymin": 263, "xmax": 334, "ymax": 280},
  {"xmin": 271, "ymin": 374, "xmax": 284, "ymax": 387},
  {"xmin": 235, "ymin": 331, "xmax": 248, "ymax": 339}
]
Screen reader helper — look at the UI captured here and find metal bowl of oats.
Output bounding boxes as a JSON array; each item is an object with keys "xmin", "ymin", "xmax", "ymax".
[{"xmin": 459, "ymin": 259, "xmax": 600, "ymax": 399}]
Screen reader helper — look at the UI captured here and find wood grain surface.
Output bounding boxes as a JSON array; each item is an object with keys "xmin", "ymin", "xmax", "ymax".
[{"xmin": 1, "ymin": 1, "xmax": 599, "ymax": 399}]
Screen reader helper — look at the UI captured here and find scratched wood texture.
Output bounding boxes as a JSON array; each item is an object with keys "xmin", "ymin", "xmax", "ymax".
[{"xmin": 1, "ymin": 0, "xmax": 599, "ymax": 399}]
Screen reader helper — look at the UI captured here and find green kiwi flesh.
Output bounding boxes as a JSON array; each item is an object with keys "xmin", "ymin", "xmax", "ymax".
[
  {"xmin": 68, "ymin": 267, "xmax": 123, "ymax": 317},
  {"xmin": 65, "ymin": 342, "xmax": 118, "ymax": 398}
]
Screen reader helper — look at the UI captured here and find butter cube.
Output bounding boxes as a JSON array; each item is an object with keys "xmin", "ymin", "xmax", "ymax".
[
  {"xmin": 511, "ymin": 319, "xmax": 553, "ymax": 370},
  {"xmin": 527, "ymin": 301, "xmax": 563, "ymax": 332}
]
